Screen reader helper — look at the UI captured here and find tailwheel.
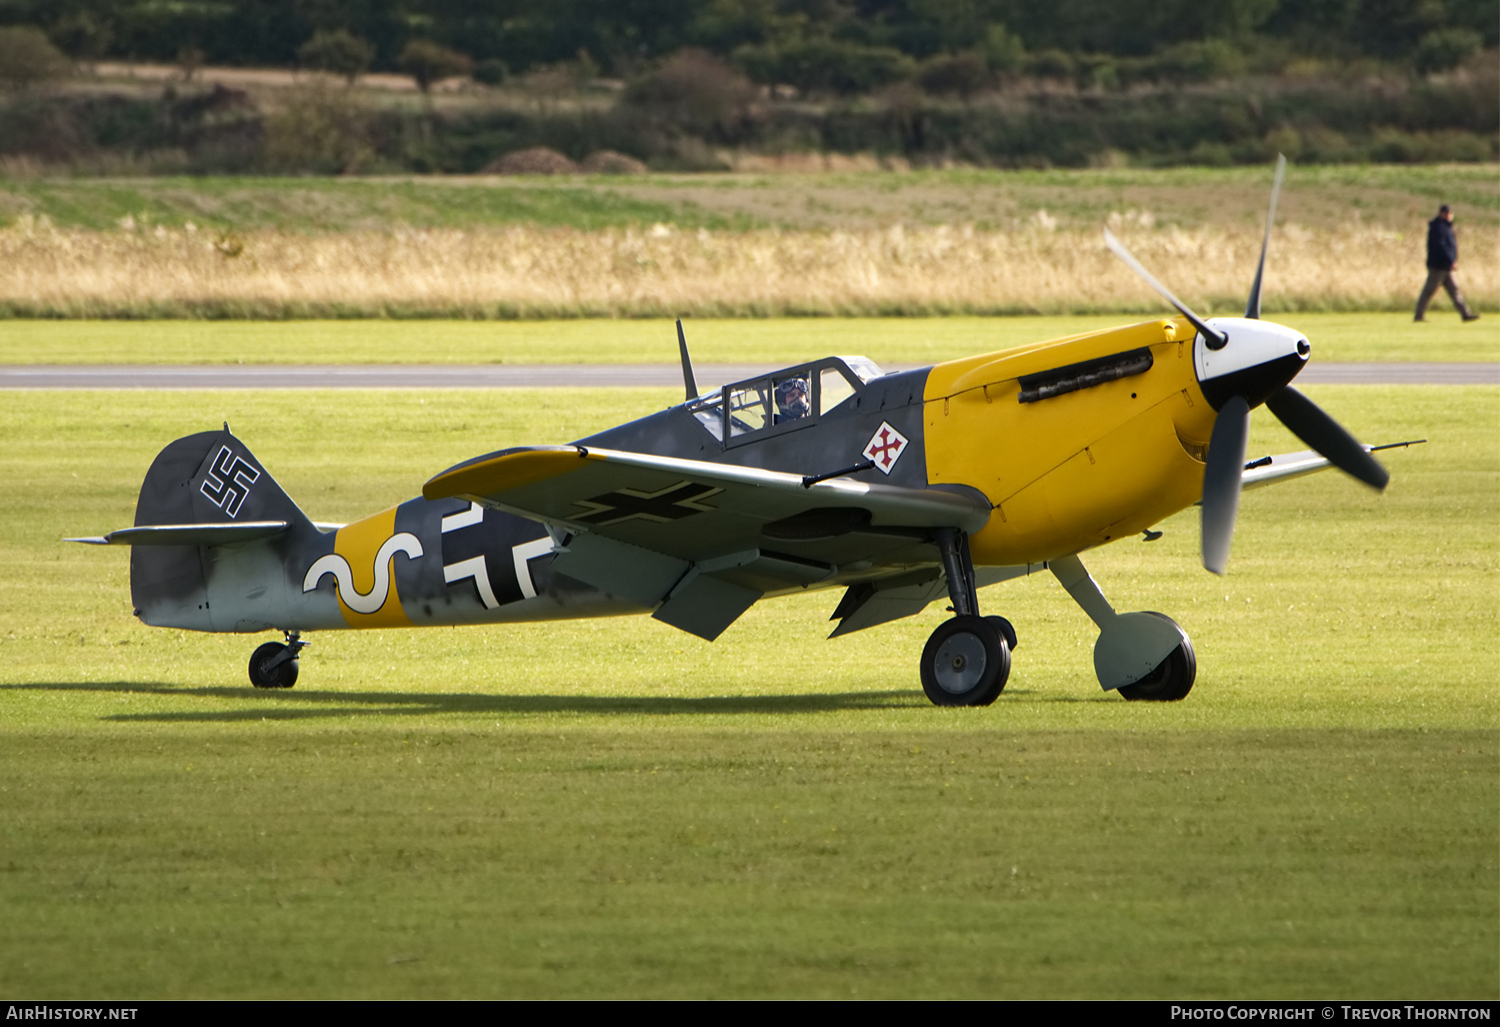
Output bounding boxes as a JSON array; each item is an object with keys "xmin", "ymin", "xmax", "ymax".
[
  {"xmin": 920, "ymin": 615, "xmax": 1010, "ymax": 707},
  {"xmin": 249, "ymin": 634, "xmax": 303, "ymax": 689},
  {"xmin": 1118, "ymin": 621, "xmax": 1196, "ymax": 702}
]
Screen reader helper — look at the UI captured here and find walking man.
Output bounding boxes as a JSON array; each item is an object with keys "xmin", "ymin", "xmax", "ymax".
[{"xmin": 1415, "ymin": 204, "xmax": 1479, "ymax": 322}]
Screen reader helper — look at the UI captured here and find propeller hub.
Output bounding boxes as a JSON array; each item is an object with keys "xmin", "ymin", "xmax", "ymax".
[{"xmin": 1194, "ymin": 317, "xmax": 1309, "ymax": 412}]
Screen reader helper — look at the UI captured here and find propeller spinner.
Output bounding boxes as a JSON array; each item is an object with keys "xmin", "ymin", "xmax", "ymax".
[{"xmin": 1104, "ymin": 156, "xmax": 1388, "ymax": 575}]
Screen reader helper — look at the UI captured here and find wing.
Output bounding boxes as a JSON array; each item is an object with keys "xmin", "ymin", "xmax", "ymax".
[
  {"xmin": 423, "ymin": 445, "xmax": 991, "ymax": 641},
  {"xmin": 1240, "ymin": 440, "xmax": 1424, "ymax": 493}
]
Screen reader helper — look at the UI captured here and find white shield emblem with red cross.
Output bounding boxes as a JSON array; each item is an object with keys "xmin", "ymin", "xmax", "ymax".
[{"xmin": 862, "ymin": 421, "xmax": 909, "ymax": 475}]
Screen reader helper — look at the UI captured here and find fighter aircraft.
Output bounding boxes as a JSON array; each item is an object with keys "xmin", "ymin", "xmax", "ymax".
[{"xmin": 72, "ymin": 158, "xmax": 1414, "ymax": 705}]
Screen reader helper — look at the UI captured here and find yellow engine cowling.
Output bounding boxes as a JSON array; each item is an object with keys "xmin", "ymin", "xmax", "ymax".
[{"xmin": 922, "ymin": 318, "xmax": 1217, "ymax": 566}]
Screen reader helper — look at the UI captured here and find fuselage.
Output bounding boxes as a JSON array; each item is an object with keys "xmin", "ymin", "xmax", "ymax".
[{"xmin": 144, "ymin": 315, "xmax": 1310, "ymax": 634}]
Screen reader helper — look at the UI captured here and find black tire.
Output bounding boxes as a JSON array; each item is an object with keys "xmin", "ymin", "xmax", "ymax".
[
  {"xmin": 249, "ymin": 642, "xmax": 299, "ymax": 689},
  {"xmin": 984, "ymin": 615, "xmax": 1018, "ymax": 652},
  {"xmin": 920, "ymin": 615, "xmax": 1010, "ymax": 707},
  {"xmin": 1118, "ymin": 636, "xmax": 1196, "ymax": 702}
]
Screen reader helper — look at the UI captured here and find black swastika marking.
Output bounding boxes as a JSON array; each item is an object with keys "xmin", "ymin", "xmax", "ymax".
[{"xmin": 200, "ymin": 446, "xmax": 261, "ymax": 518}]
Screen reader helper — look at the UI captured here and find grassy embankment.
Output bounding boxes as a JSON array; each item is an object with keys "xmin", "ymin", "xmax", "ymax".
[
  {"xmin": 1, "ymin": 166, "xmax": 1495, "ymax": 319},
  {"xmin": 0, "ymin": 384, "xmax": 1493, "ymax": 998}
]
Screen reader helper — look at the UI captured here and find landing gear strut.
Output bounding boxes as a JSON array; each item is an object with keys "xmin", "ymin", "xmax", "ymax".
[
  {"xmin": 919, "ymin": 529, "xmax": 1013, "ymax": 706},
  {"xmin": 249, "ymin": 631, "xmax": 306, "ymax": 689}
]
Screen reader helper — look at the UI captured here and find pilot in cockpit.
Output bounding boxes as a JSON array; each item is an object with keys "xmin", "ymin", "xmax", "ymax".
[{"xmin": 774, "ymin": 377, "xmax": 811, "ymax": 423}]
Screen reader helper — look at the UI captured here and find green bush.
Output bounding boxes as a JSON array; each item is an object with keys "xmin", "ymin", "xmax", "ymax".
[
  {"xmin": 1412, "ymin": 29, "xmax": 1483, "ymax": 75},
  {"xmin": 621, "ymin": 49, "xmax": 757, "ymax": 140},
  {"xmin": 298, "ymin": 30, "xmax": 375, "ymax": 84},
  {"xmin": 48, "ymin": 12, "xmax": 112, "ymax": 64},
  {"xmin": 915, "ymin": 52, "xmax": 991, "ymax": 98},
  {"xmin": 398, "ymin": 40, "xmax": 472, "ymax": 93},
  {"xmin": 263, "ymin": 85, "xmax": 372, "ymax": 173},
  {"xmin": 473, "ymin": 59, "xmax": 508, "ymax": 86},
  {"xmin": 1262, "ymin": 125, "xmax": 1303, "ymax": 160},
  {"xmin": 1402, "ymin": 69, "xmax": 1500, "ymax": 133},
  {"xmin": 0, "ymin": 26, "xmax": 72, "ymax": 92},
  {"xmin": 1370, "ymin": 127, "xmax": 1494, "ymax": 162},
  {"xmin": 1025, "ymin": 49, "xmax": 1075, "ymax": 81},
  {"xmin": 980, "ymin": 24, "xmax": 1026, "ymax": 74},
  {"xmin": 1150, "ymin": 39, "xmax": 1247, "ymax": 83},
  {"xmin": 1090, "ymin": 63, "xmax": 1122, "ymax": 91},
  {"xmin": 734, "ymin": 38, "xmax": 914, "ymax": 95},
  {"xmin": 1295, "ymin": 125, "xmax": 1352, "ymax": 162},
  {"xmin": 0, "ymin": 95, "xmax": 89, "ymax": 161}
]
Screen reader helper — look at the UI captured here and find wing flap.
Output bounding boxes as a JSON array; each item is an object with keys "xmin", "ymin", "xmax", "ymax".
[
  {"xmin": 653, "ymin": 574, "xmax": 760, "ymax": 641},
  {"xmin": 550, "ymin": 532, "xmax": 686, "ymax": 608},
  {"xmin": 828, "ymin": 568, "xmax": 948, "ymax": 638}
]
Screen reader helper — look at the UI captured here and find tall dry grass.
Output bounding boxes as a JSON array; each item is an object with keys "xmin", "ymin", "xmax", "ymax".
[{"xmin": 1, "ymin": 214, "xmax": 1491, "ymax": 318}]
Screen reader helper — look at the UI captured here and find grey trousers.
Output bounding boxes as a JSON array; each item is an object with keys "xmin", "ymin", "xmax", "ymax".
[{"xmin": 1415, "ymin": 268, "xmax": 1475, "ymax": 319}]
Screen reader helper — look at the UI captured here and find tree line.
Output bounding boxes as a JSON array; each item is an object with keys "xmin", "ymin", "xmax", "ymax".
[{"xmin": 0, "ymin": 0, "xmax": 1493, "ymax": 88}]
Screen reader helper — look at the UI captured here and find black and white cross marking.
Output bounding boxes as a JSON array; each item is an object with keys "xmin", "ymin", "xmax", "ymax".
[
  {"xmin": 200, "ymin": 445, "xmax": 260, "ymax": 518},
  {"xmin": 440, "ymin": 501, "xmax": 552, "ymax": 610},
  {"xmin": 571, "ymin": 481, "xmax": 723, "ymax": 526}
]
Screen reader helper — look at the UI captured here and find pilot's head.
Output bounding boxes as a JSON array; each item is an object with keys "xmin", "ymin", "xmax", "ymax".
[{"xmin": 775, "ymin": 378, "xmax": 810, "ymax": 419}]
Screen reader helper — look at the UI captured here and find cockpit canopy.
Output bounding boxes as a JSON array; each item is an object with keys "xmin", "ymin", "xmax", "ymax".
[{"xmin": 687, "ymin": 356, "xmax": 885, "ymax": 445}]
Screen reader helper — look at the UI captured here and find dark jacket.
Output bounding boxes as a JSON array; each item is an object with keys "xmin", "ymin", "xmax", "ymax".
[{"xmin": 1426, "ymin": 216, "xmax": 1458, "ymax": 270}]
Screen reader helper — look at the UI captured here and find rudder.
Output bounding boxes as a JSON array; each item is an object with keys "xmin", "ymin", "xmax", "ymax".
[{"xmin": 131, "ymin": 428, "xmax": 315, "ymax": 629}]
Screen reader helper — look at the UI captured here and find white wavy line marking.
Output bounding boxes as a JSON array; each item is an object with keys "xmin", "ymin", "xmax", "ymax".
[{"xmin": 302, "ymin": 533, "xmax": 424, "ymax": 614}]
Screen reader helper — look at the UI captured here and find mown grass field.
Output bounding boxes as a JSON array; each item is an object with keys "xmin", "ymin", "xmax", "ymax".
[
  {"xmin": 2, "ymin": 312, "xmax": 1496, "ymax": 366},
  {"xmin": 0, "ymin": 383, "xmax": 1494, "ymax": 998}
]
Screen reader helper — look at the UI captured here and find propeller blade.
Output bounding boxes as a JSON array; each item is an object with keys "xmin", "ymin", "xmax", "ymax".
[
  {"xmin": 1201, "ymin": 394, "xmax": 1250, "ymax": 575},
  {"xmin": 1103, "ymin": 228, "xmax": 1228, "ymax": 350},
  {"xmin": 1245, "ymin": 154, "xmax": 1287, "ymax": 320},
  {"xmin": 1265, "ymin": 385, "xmax": 1389, "ymax": 490}
]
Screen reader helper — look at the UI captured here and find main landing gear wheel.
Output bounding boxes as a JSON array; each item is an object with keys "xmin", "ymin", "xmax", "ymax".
[
  {"xmin": 249, "ymin": 641, "xmax": 299, "ymax": 689},
  {"xmin": 1118, "ymin": 618, "xmax": 1196, "ymax": 702},
  {"xmin": 985, "ymin": 615, "xmax": 1018, "ymax": 652},
  {"xmin": 920, "ymin": 615, "xmax": 1011, "ymax": 707}
]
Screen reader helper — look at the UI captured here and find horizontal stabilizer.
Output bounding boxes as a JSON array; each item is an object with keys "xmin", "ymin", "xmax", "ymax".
[{"xmin": 67, "ymin": 521, "xmax": 290, "ymax": 546}]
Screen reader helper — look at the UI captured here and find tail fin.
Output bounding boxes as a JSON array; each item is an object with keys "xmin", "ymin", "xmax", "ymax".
[
  {"xmin": 136, "ymin": 428, "xmax": 311, "ymax": 529},
  {"xmin": 130, "ymin": 428, "xmax": 315, "ymax": 630}
]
